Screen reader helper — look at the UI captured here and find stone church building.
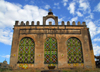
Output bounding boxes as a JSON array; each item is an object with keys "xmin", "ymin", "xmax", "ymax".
[{"xmin": 10, "ymin": 11, "xmax": 96, "ymax": 69}]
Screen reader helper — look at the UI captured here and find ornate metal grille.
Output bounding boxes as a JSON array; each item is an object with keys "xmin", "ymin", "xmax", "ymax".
[
  {"xmin": 18, "ymin": 37, "xmax": 35, "ymax": 63},
  {"xmin": 67, "ymin": 37, "xmax": 83, "ymax": 63},
  {"xmin": 44, "ymin": 37, "xmax": 58, "ymax": 64}
]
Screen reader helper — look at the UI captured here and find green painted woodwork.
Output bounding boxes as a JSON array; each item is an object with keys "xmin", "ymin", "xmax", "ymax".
[
  {"xmin": 67, "ymin": 37, "xmax": 83, "ymax": 63},
  {"xmin": 44, "ymin": 37, "xmax": 58, "ymax": 64},
  {"xmin": 18, "ymin": 37, "xmax": 35, "ymax": 63}
]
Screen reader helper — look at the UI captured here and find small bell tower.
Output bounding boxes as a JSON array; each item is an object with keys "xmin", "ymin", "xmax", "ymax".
[{"xmin": 43, "ymin": 9, "xmax": 58, "ymax": 25}]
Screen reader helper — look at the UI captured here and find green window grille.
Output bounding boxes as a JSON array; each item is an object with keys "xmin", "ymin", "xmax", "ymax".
[
  {"xmin": 18, "ymin": 37, "xmax": 35, "ymax": 63},
  {"xmin": 67, "ymin": 37, "xmax": 83, "ymax": 63},
  {"xmin": 44, "ymin": 37, "xmax": 58, "ymax": 64}
]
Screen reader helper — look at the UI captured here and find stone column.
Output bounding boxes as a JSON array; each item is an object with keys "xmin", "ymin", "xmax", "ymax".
[
  {"xmin": 43, "ymin": 17, "xmax": 46, "ymax": 25},
  {"xmin": 55, "ymin": 16, "xmax": 58, "ymax": 25}
]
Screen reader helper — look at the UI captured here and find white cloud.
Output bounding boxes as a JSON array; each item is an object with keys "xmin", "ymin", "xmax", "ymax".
[
  {"xmin": 85, "ymin": 13, "xmax": 94, "ymax": 19},
  {"xmin": 70, "ymin": 17, "xmax": 78, "ymax": 23},
  {"xmin": 79, "ymin": 0, "xmax": 90, "ymax": 11},
  {"xmin": 84, "ymin": 19, "xmax": 100, "ymax": 38},
  {"xmin": 0, "ymin": 28, "xmax": 13, "ymax": 45},
  {"xmin": 63, "ymin": 0, "xmax": 68, "ymax": 2},
  {"xmin": 54, "ymin": 3, "xmax": 59, "ymax": 6},
  {"xmin": 94, "ymin": 19, "xmax": 100, "ymax": 27},
  {"xmin": 93, "ymin": 44, "xmax": 100, "ymax": 55},
  {"xmin": 64, "ymin": 3, "xmax": 67, "ymax": 6},
  {"xmin": 94, "ymin": 19, "xmax": 100, "ymax": 24},
  {"xmin": 75, "ymin": 0, "xmax": 91, "ymax": 14},
  {"xmin": 87, "ymin": 21, "xmax": 97, "ymax": 38},
  {"xmin": 0, "ymin": 0, "xmax": 48, "ymax": 26},
  {"xmin": 53, "ymin": 7, "xmax": 56, "ymax": 9},
  {"xmin": 58, "ymin": 18, "xmax": 63, "ymax": 22},
  {"xmin": 1, "ymin": 55, "xmax": 10, "ymax": 58},
  {"xmin": 67, "ymin": 2, "xmax": 75, "ymax": 14},
  {"xmin": 84, "ymin": 13, "xmax": 97, "ymax": 38},
  {"xmin": 53, "ymin": 6, "xmax": 60, "ymax": 9},
  {"xmin": 97, "ymin": 27, "xmax": 100, "ymax": 34},
  {"xmin": 44, "ymin": 5, "xmax": 50, "ymax": 9},
  {"xmin": 57, "ymin": 7, "xmax": 60, "ymax": 9},
  {"xmin": 30, "ymin": 0, "xmax": 34, "ymax": 4},
  {"xmin": 58, "ymin": 17, "xmax": 64, "ymax": 25},
  {"xmin": 76, "ymin": 11, "xmax": 83, "ymax": 17},
  {"xmin": 93, "ymin": 37, "xmax": 100, "ymax": 42},
  {"xmin": 0, "ymin": 0, "xmax": 48, "ymax": 45},
  {"xmin": 62, "ymin": 0, "xmax": 68, "ymax": 6},
  {"xmin": 54, "ymin": 3, "xmax": 60, "ymax": 9},
  {"xmin": 94, "ymin": 2, "xmax": 100, "ymax": 12}
]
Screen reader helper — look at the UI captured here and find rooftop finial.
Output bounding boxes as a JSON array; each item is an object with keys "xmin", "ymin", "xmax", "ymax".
[
  {"xmin": 48, "ymin": 9, "xmax": 53, "ymax": 15},
  {"xmin": 49, "ymin": 9, "xmax": 52, "ymax": 12}
]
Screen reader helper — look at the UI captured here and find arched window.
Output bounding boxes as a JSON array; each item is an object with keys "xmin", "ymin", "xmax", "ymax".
[
  {"xmin": 44, "ymin": 37, "xmax": 58, "ymax": 64},
  {"xmin": 67, "ymin": 37, "xmax": 83, "ymax": 63},
  {"xmin": 18, "ymin": 37, "xmax": 35, "ymax": 63}
]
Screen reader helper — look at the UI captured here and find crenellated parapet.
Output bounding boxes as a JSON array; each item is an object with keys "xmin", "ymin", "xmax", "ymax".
[
  {"xmin": 15, "ymin": 21, "xmax": 86, "ymax": 26},
  {"xmin": 15, "ymin": 10, "xmax": 86, "ymax": 26}
]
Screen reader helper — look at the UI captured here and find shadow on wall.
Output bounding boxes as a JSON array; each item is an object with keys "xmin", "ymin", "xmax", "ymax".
[{"xmin": 95, "ymin": 55, "xmax": 100, "ymax": 68}]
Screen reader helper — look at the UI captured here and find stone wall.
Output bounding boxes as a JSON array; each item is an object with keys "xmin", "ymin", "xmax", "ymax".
[{"xmin": 10, "ymin": 20, "xmax": 96, "ymax": 69}]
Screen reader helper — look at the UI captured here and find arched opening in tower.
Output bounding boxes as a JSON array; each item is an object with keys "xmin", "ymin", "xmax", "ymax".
[{"xmin": 46, "ymin": 18, "xmax": 55, "ymax": 25}]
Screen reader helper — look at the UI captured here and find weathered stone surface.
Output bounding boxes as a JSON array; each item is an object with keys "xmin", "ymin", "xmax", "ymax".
[
  {"xmin": 26, "ymin": 21, "xmax": 29, "ymax": 25},
  {"xmin": 31, "ymin": 21, "xmax": 34, "ymax": 25},
  {"xmin": 78, "ymin": 21, "xmax": 81, "ymax": 25},
  {"xmin": 49, "ymin": 22, "xmax": 52, "ymax": 25},
  {"xmin": 61, "ymin": 21, "xmax": 64, "ymax": 25},
  {"xmin": 37, "ymin": 21, "xmax": 40, "ymax": 25},
  {"xmin": 67, "ymin": 21, "xmax": 70, "ymax": 25},
  {"xmin": 10, "ymin": 11, "xmax": 96, "ymax": 69},
  {"xmin": 19, "ymin": 29, "xmax": 81, "ymax": 34},
  {"xmin": 72, "ymin": 21, "xmax": 75, "ymax": 25}
]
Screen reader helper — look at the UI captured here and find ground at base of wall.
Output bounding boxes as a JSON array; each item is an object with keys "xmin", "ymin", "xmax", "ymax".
[{"xmin": 0, "ymin": 68, "xmax": 100, "ymax": 72}]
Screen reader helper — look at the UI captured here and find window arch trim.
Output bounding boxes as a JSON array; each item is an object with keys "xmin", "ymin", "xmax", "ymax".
[
  {"xmin": 17, "ymin": 37, "xmax": 35, "ymax": 64},
  {"xmin": 67, "ymin": 37, "xmax": 84, "ymax": 63}
]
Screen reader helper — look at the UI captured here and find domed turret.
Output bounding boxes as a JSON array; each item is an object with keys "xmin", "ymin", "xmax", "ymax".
[
  {"xmin": 48, "ymin": 9, "xmax": 53, "ymax": 15},
  {"xmin": 3, "ymin": 60, "xmax": 7, "ymax": 64},
  {"xmin": 48, "ymin": 12, "xmax": 53, "ymax": 15}
]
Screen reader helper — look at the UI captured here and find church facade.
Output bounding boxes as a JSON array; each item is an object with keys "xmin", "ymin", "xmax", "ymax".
[{"xmin": 10, "ymin": 11, "xmax": 95, "ymax": 69}]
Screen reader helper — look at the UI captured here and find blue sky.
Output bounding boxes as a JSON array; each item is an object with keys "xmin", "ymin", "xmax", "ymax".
[{"xmin": 0, "ymin": 0, "xmax": 100, "ymax": 64}]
